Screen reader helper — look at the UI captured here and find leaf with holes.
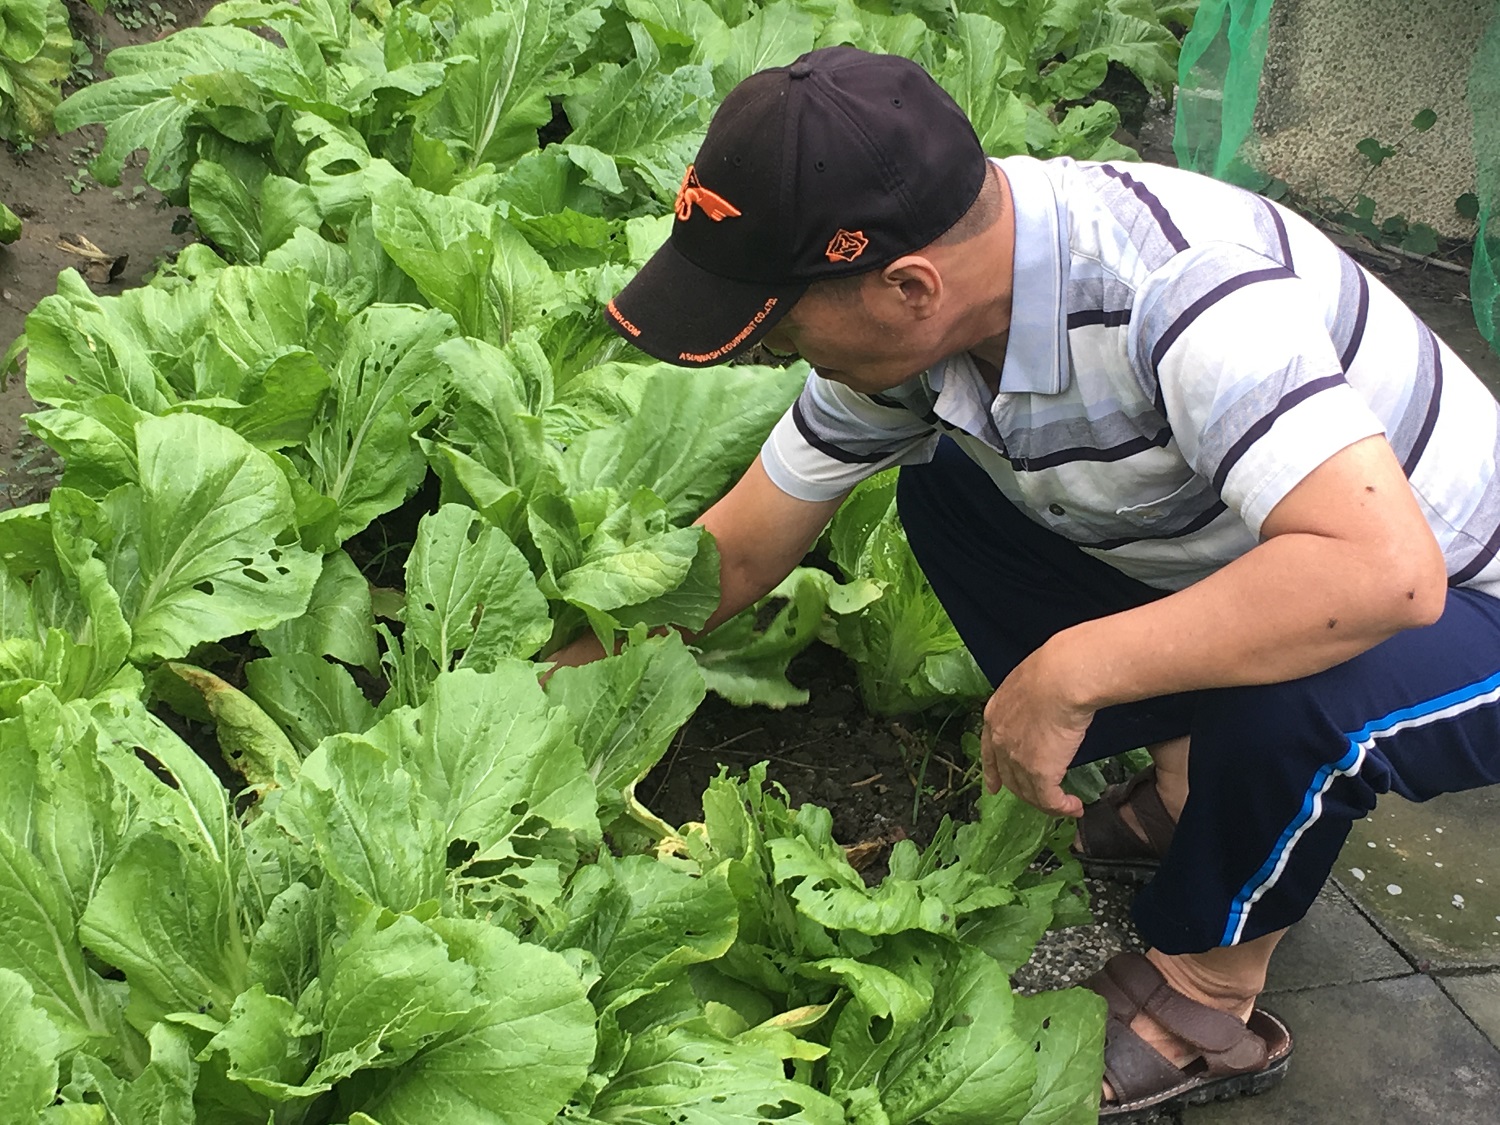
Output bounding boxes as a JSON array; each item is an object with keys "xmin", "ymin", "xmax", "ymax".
[
  {"xmin": 356, "ymin": 666, "xmax": 598, "ymax": 924},
  {"xmin": 303, "ymin": 305, "xmax": 457, "ymax": 543},
  {"xmin": 101, "ymin": 413, "xmax": 321, "ymax": 662},
  {"xmin": 405, "ymin": 504, "xmax": 551, "ymax": 671}
]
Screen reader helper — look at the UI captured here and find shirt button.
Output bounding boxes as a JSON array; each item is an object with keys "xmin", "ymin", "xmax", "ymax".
[{"xmin": 1048, "ymin": 503, "xmax": 1066, "ymax": 516}]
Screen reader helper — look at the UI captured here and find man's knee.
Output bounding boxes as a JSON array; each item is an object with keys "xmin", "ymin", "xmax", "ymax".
[{"xmin": 1190, "ymin": 677, "xmax": 1349, "ymax": 772}]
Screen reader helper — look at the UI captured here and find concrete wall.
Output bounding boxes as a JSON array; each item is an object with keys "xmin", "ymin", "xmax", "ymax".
[{"xmin": 1255, "ymin": 0, "xmax": 1489, "ymax": 238}]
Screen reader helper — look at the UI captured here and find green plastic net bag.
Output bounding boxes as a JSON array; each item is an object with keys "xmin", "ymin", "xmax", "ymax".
[
  {"xmin": 1172, "ymin": 0, "xmax": 1277, "ymax": 189},
  {"xmin": 1174, "ymin": 0, "xmax": 1500, "ymax": 358},
  {"xmin": 1472, "ymin": 8, "xmax": 1500, "ymax": 353}
]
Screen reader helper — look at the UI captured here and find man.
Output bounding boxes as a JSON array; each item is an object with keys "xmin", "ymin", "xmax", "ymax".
[{"xmin": 575, "ymin": 46, "xmax": 1500, "ymax": 1119}]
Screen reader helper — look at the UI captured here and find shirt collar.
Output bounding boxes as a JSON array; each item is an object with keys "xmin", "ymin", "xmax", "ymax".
[{"xmin": 991, "ymin": 155, "xmax": 1072, "ymax": 396}]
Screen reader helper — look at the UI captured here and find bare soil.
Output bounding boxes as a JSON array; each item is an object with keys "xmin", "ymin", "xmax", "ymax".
[{"xmin": 0, "ymin": 0, "xmax": 216, "ymax": 504}]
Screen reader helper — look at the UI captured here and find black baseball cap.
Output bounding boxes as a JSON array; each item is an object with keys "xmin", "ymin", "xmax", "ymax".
[{"xmin": 606, "ymin": 47, "xmax": 987, "ymax": 367}]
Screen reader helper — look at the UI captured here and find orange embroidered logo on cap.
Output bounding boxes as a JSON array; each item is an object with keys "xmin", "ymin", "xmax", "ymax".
[
  {"xmin": 675, "ymin": 166, "xmax": 742, "ymax": 223},
  {"xmin": 825, "ymin": 229, "xmax": 869, "ymax": 262}
]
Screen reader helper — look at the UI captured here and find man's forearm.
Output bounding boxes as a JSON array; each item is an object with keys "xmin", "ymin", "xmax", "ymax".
[{"xmin": 1044, "ymin": 530, "xmax": 1447, "ymax": 714}]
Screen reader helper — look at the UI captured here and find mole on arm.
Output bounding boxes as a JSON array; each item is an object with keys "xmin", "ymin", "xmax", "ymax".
[
  {"xmin": 1364, "ymin": 485, "xmax": 1376, "ymax": 493},
  {"xmin": 1326, "ymin": 618, "xmax": 1338, "ymax": 630}
]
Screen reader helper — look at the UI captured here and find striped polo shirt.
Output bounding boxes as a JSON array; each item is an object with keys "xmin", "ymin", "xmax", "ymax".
[{"xmin": 760, "ymin": 155, "xmax": 1500, "ymax": 596}]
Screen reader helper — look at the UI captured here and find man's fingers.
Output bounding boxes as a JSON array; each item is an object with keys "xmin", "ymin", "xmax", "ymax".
[
  {"xmin": 981, "ymin": 729, "xmax": 1002, "ymax": 795},
  {"xmin": 1040, "ymin": 788, "xmax": 1085, "ymax": 819}
]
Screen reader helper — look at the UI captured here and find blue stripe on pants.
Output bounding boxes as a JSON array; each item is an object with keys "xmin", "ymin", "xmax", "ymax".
[{"xmin": 898, "ymin": 438, "xmax": 1500, "ymax": 953}]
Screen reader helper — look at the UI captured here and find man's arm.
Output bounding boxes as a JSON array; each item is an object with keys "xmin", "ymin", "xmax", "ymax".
[
  {"xmin": 547, "ymin": 456, "xmax": 847, "ymax": 668},
  {"xmin": 984, "ymin": 434, "xmax": 1449, "ymax": 813}
]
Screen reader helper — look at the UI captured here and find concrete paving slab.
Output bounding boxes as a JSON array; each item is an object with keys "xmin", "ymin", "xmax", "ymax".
[
  {"xmin": 1265, "ymin": 883, "xmax": 1409, "ymax": 993},
  {"xmin": 1188, "ymin": 975, "xmax": 1500, "ymax": 1124},
  {"xmin": 1441, "ymin": 971, "xmax": 1500, "ymax": 1050},
  {"xmin": 1336, "ymin": 789, "xmax": 1500, "ymax": 970}
]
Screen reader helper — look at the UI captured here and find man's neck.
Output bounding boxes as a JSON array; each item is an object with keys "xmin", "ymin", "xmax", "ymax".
[
  {"xmin": 969, "ymin": 347, "xmax": 1007, "ymax": 396},
  {"xmin": 961, "ymin": 164, "xmax": 1017, "ymax": 393}
]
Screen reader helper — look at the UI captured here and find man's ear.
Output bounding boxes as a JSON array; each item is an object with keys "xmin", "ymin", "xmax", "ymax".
[{"xmin": 877, "ymin": 255, "xmax": 943, "ymax": 319}]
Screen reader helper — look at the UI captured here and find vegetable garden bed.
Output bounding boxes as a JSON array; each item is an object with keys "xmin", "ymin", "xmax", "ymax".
[{"xmin": 0, "ymin": 0, "xmax": 1209, "ymax": 1120}]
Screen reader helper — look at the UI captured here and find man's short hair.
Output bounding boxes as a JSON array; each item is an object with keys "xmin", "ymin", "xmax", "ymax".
[{"xmin": 811, "ymin": 165, "xmax": 1002, "ymax": 303}]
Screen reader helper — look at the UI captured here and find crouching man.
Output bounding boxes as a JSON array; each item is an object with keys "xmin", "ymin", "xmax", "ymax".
[{"xmin": 558, "ymin": 46, "xmax": 1500, "ymax": 1120}]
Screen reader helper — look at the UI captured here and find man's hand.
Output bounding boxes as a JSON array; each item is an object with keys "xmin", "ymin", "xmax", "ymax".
[{"xmin": 981, "ymin": 647, "xmax": 1093, "ymax": 817}]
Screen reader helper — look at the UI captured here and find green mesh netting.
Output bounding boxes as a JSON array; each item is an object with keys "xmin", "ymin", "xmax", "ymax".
[
  {"xmin": 1473, "ymin": 9, "xmax": 1500, "ymax": 352},
  {"xmin": 1173, "ymin": 0, "xmax": 1500, "ymax": 357},
  {"xmin": 1172, "ymin": 0, "xmax": 1276, "ymax": 189}
]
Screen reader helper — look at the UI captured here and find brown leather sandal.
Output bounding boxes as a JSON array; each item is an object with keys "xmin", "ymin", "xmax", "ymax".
[
  {"xmin": 1073, "ymin": 765, "xmax": 1177, "ymax": 883},
  {"xmin": 1086, "ymin": 952, "xmax": 1294, "ymax": 1122}
]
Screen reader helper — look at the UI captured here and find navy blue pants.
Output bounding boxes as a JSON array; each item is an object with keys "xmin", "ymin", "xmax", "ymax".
[{"xmin": 898, "ymin": 439, "xmax": 1500, "ymax": 953}]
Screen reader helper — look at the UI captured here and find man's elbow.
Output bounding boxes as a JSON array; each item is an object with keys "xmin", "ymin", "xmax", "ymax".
[{"xmin": 1384, "ymin": 539, "xmax": 1448, "ymax": 630}]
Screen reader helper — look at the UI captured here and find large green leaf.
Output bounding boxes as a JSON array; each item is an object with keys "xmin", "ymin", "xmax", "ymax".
[
  {"xmin": 0, "ymin": 0, "xmax": 50, "ymax": 62},
  {"xmin": 707, "ymin": 0, "xmax": 816, "ymax": 96},
  {"xmin": 372, "ymin": 177, "xmax": 558, "ymax": 344},
  {"xmin": 78, "ymin": 826, "xmax": 252, "ymax": 1031},
  {"xmin": 695, "ymin": 567, "xmax": 881, "ymax": 708},
  {"xmin": 0, "ymin": 968, "xmax": 61, "ymax": 1118},
  {"xmin": 588, "ymin": 1018, "xmax": 844, "ymax": 1125},
  {"xmin": 245, "ymin": 654, "xmax": 378, "ymax": 758},
  {"xmin": 359, "ymin": 666, "xmax": 599, "ymax": 862},
  {"xmin": 18, "ymin": 688, "xmax": 133, "ymax": 921},
  {"xmin": 0, "ymin": 0, "xmax": 69, "ymax": 142},
  {"xmin": 405, "ymin": 505, "xmax": 551, "ymax": 671},
  {"xmin": 258, "ymin": 549, "xmax": 378, "ymax": 672},
  {"xmin": 284, "ymin": 737, "xmax": 446, "ymax": 914},
  {"xmin": 1065, "ymin": 0, "xmax": 1181, "ymax": 96},
  {"xmin": 433, "ymin": 333, "xmax": 557, "ymax": 502},
  {"xmin": 66, "ymin": 1023, "xmax": 198, "ymax": 1125},
  {"xmin": 348, "ymin": 918, "xmax": 595, "ymax": 1125},
  {"xmin": 826, "ymin": 472, "xmax": 988, "ymax": 715},
  {"xmin": 545, "ymin": 632, "xmax": 705, "ymax": 801},
  {"xmin": 302, "ymin": 305, "xmax": 456, "ymax": 541},
  {"xmin": 562, "ymin": 364, "xmax": 805, "ymax": 523},
  {"xmin": 53, "ymin": 27, "xmax": 292, "ymax": 191},
  {"xmin": 818, "ymin": 939, "xmax": 1036, "ymax": 1125},
  {"xmin": 0, "ymin": 829, "xmax": 126, "ymax": 1059},
  {"xmin": 3, "ymin": 490, "xmax": 136, "ymax": 704},
  {"xmin": 195, "ymin": 264, "xmax": 341, "ymax": 402},
  {"xmin": 111, "ymin": 413, "xmax": 320, "ymax": 662},
  {"xmin": 926, "ymin": 14, "xmax": 1029, "ymax": 156},
  {"xmin": 552, "ymin": 499, "xmax": 714, "ymax": 626},
  {"xmin": 1013, "ymin": 989, "xmax": 1106, "ymax": 1125},
  {"xmin": 418, "ymin": 0, "xmax": 607, "ymax": 169},
  {"xmin": 24, "ymin": 271, "xmax": 211, "ymax": 413},
  {"xmin": 198, "ymin": 984, "xmax": 322, "ymax": 1102},
  {"xmin": 557, "ymin": 854, "xmax": 737, "ymax": 1013},
  {"xmin": 319, "ymin": 913, "xmax": 481, "ymax": 1072},
  {"xmin": 562, "ymin": 25, "xmax": 714, "ymax": 201}
]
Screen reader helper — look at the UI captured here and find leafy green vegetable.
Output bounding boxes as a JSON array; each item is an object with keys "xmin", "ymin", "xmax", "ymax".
[
  {"xmin": 0, "ymin": 0, "xmax": 71, "ymax": 143},
  {"xmin": 0, "ymin": 199, "xmax": 20, "ymax": 243},
  {"xmin": 825, "ymin": 472, "xmax": 991, "ymax": 715},
  {"xmin": 5, "ymin": 0, "xmax": 1183, "ymax": 1115}
]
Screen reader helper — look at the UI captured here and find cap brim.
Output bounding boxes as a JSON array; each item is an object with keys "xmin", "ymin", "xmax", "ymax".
[{"xmin": 607, "ymin": 240, "xmax": 805, "ymax": 367}]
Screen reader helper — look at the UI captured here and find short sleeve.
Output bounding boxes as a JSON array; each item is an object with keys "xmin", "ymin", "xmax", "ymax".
[
  {"xmin": 1134, "ymin": 243, "xmax": 1387, "ymax": 535},
  {"xmin": 759, "ymin": 372, "xmax": 940, "ymax": 502}
]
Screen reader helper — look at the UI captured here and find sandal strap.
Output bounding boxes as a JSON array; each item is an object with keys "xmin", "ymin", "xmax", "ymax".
[
  {"xmin": 1119, "ymin": 768, "xmax": 1178, "ymax": 857},
  {"xmin": 1100, "ymin": 1016, "xmax": 1194, "ymax": 1105},
  {"xmin": 1077, "ymin": 766, "xmax": 1177, "ymax": 862},
  {"xmin": 1086, "ymin": 953, "xmax": 1270, "ymax": 1095}
]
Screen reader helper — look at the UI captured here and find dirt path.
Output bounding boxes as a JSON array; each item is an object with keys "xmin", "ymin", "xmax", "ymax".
[{"xmin": 0, "ymin": 0, "xmax": 214, "ymax": 505}]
